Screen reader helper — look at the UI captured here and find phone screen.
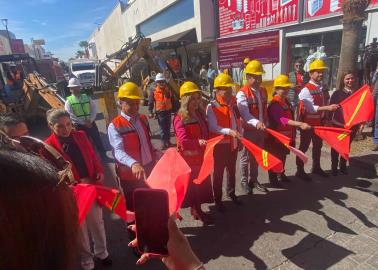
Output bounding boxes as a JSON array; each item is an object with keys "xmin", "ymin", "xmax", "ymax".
[{"xmin": 133, "ymin": 188, "xmax": 169, "ymax": 255}]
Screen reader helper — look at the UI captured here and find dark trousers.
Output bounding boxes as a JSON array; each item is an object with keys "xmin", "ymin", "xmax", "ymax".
[
  {"xmin": 75, "ymin": 122, "xmax": 106, "ymax": 153},
  {"xmin": 266, "ymin": 138, "xmax": 289, "ymax": 180},
  {"xmin": 331, "ymin": 149, "xmax": 347, "ymax": 170},
  {"xmin": 296, "ymin": 129, "xmax": 323, "ymax": 171},
  {"xmin": 212, "ymin": 144, "xmax": 237, "ymax": 203},
  {"xmin": 156, "ymin": 110, "xmax": 171, "ymax": 144}
]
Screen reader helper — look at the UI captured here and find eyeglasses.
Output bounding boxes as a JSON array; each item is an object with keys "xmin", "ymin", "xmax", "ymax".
[{"xmin": 0, "ymin": 130, "xmax": 76, "ymax": 186}]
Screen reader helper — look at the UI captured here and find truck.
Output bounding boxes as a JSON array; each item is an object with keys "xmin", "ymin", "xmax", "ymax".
[{"xmin": 69, "ymin": 60, "xmax": 97, "ymax": 89}]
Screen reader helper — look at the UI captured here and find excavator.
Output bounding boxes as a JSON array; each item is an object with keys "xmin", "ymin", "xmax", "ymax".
[
  {"xmin": 0, "ymin": 53, "xmax": 65, "ymax": 117},
  {"xmin": 94, "ymin": 34, "xmax": 181, "ymax": 124}
]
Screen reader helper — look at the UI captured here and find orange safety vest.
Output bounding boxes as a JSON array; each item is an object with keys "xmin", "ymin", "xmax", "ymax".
[
  {"xmin": 240, "ymin": 85, "xmax": 268, "ymax": 129},
  {"xmin": 167, "ymin": 58, "xmax": 180, "ymax": 73},
  {"xmin": 209, "ymin": 96, "xmax": 239, "ymax": 149},
  {"xmin": 175, "ymin": 114, "xmax": 207, "ymax": 166},
  {"xmin": 112, "ymin": 114, "xmax": 154, "ymax": 180},
  {"xmin": 154, "ymin": 85, "xmax": 173, "ymax": 112},
  {"xmin": 268, "ymin": 95, "xmax": 295, "ymax": 140},
  {"xmin": 298, "ymin": 82, "xmax": 324, "ymax": 126}
]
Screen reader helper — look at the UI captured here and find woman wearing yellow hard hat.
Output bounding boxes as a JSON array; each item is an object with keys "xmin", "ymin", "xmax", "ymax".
[
  {"xmin": 207, "ymin": 73, "xmax": 242, "ymax": 212},
  {"xmin": 266, "ymin": 74, "xmax": 311, "ymax": 187},
  {"xmin": 173, "ymin": 81, "xmax": 213, "ymax": 224}
]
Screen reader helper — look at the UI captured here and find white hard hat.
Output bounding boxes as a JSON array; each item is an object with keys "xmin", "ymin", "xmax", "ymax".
[
  {"xmin": 170, "ymin": 51, "xmax": 176, "ymax": 56},
  {"xmin": 155, "ymin": 73, "xmax": 166, "ymax": 82},
  {"xmin": 68, "ymin": 77, "xmax": 82, "ymax": 88}
]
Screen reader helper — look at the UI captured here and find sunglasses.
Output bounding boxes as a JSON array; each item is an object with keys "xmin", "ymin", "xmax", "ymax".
[{"xmin": 0, "ymin": 130, "xmax": 76, "ymax": 186}]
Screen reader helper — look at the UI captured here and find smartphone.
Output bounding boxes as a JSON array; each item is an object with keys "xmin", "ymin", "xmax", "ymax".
[{"xmin": 133, "ymin": 188, "xmax": 169, "ymax": 255}]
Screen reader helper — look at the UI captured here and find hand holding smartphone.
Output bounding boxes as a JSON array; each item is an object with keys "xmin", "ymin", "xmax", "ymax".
[{"xmin": 133, "ymin": 188, "xmax": 169, "ymax": 256}]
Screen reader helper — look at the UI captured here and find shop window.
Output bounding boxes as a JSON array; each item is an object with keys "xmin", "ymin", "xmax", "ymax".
[{"xmin": 138, "ymin": 0, "xmax": 194, "ymax": 37}]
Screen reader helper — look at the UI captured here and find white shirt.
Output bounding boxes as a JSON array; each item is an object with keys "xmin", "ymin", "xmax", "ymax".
[
  {"xmin": 236, "ymin": 86, "xmax": 263, "ymax": 127},
  {"xmin": 206, "ymin": 101, "xmax": 238, "ymax": 149},
  {"xmin": 298, "ymin": 80, "xmax": 322, "ymax": 113},
  {"xmin": 65, "ymin": 95, "xmax": 97, "ymax": 125},
  {"xmin": 108, "ymin": 112, "xmax": 153, "ymax": 168}
]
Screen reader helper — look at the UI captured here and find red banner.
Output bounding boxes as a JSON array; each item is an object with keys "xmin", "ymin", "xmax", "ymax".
[
  {"xmin": 304, "ymin": 0, "xmax": 378, "ymax": 21},
  {"xmin": 217, "ymin": 30, "xmax": 280, "ymax": 69},
  {"xmin": 219, "ymin": 0, "xmax": 299, "ymax": 37}
]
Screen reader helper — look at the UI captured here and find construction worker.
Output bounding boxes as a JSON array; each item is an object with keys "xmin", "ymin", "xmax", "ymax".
[
  {"xmin": 240, "ymin": 57, "xmax": 250, "ymax": 86},
  {"xmin": 173, "ymin": 81, "xmax": 213, "ymax": 225},
  {"xmin": 167, "ymin": 51, "xmax": 181, "ymax": 77},
  {"xmin": 266, "ymin": 75, "xmax": 311, "ymax": 187},
  {"xmin": 148, "ymin": 73, "xmax": 174, "ymax": 149},
  {"xmin": 108, "ymin": 82, "xmax": 158, "ymax": 211},
  {"xmin": 207, "ymin": 73, "xmax": 242, "ymax": 212},
  {"xmin": 296, "ymin": 59, "xmax": 339, "ymax": 181},
  {"xmin": 236, "ymin": 59, "xmax": 268, "ymax": 194},
  {"xmin": 65, "ymin": 78, "xmax": 107, "ymax": 158}
]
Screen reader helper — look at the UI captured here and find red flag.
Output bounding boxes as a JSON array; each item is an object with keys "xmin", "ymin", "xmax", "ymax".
[
  {"xmin": 314, "ymin": 126, "xmax": 352, "ymax": 160},
  {"xmin": 147, "ymin": 148, "xmax": 191, "ymax": 214},
  {"xmin": 193, "ymin": 135, "xmax": 225, "ymax": 185},
  {"xmin": 266, "ymin": 128, "xmax": 291, "ymax": 146},
  {"xmin": 72, "ymin": 184, "xmax": 97, "ymax": 225},
  {"xmin": 96, "ymin": 185, "xmax": 133, "ymax": 222},
  {"xmin": 240, "ymin": 137, "xmax": 284, "ymax": 173},
  {"xmin": 340, "ymin": 84, "xmax": 374, "ymax": 129},
  {"xmin": 266, "ymin": 128, "xmax": 308, "ymax": 164}
]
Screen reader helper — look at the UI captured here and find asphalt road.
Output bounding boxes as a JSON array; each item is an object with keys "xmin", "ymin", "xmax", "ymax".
[{"xmin": 30, "ymin": 105, "xmax": 378, "ymax": 270}]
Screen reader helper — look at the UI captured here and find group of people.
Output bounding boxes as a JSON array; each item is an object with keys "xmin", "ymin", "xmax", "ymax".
[{"xmin": 0, "ymin": 56, "xmax": 361, "ymax": 270}]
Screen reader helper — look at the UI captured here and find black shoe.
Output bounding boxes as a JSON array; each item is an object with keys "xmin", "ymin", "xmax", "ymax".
[
  {"xmin": 215, "ymin": 202, "xmax": 226, "ymax": 213},
  {"xmin": 241, "ymin": 182, "xmax": 252, "ymax": 194},
  {"xmin": 312, "ymin": 168, "xmax": 329, "ymax": 177},
  {"xmin": 229, "ymin": 195, "xmax": 242, "ymax": 205},
  {"xmin": 295, "ymin": 170, "xmax": 312, "ymax": 181},
  {"xmin": 331, "ymin": 168, "xmax": 338, "ymax": 176},
  {"xmin": 253, "ymin": 182, "xmax": 269, "ymax": 193},
  {"xmin": 340, "ymin": 166, "xmax": 348, "ymax": 175},
  {"xmin": 279, "ymin": 174, "xmax": 291, "ymax": 183},
  {"xmin": 269, "ymin": 174, "xmax": 281, "ymax": 187},
  {"xmin": 100, "ymin": 256, "xmax": 113, "ymax": 267}
]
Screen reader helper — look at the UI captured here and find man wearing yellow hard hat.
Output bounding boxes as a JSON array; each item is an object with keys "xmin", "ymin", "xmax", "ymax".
[
  {"xmin": 108, "ymin": 82, "xmax": 158, "ymax": 211},
  {"xmin": 207, "ymin": 73, "xmax": 242, "ymax": 212},
  {"xmin": 296, "ymin": 59, "xmax": 339, "ymax": 181},
  {"xmin": 266, "ymin": 75, "xmax": 311, "ymax": 187},
  {"xmin": 236, "ymin": 59, "xmax": 268, "ymax": 194}
]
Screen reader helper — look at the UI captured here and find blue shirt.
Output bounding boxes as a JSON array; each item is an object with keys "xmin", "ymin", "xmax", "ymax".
[
  {"xmin": 108, "ymin": 111, "xmax": 153, "ymax": 167},
  {"xmin": 207, "ymin": 68, "xmax": 217, "ymax": 80}
]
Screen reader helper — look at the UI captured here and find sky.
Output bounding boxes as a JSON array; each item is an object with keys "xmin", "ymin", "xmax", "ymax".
[{"xmin": 0, "ymin": 0, "xmax": 118, "ymax": 61}]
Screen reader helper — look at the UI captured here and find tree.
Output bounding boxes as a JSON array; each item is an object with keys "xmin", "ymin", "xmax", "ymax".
[
  {"xmin": 336, "ymin": 0, "xmax": 370, "ymax": 89},
  {"xmin": 76, "ymin": 50, "xmax": 85, "ymax": 59},
  {"xmin": 79, "ymin": 41, "xmax": 89, "ymax": 58}
]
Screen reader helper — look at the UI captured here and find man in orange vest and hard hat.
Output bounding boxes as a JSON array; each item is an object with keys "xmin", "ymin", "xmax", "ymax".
[
  {"xmin": 148, "ymin": 73, "xmax": 175, "ymax": 149},
  {"xmin": 236, "ymin": 59, "xmax": 269, "ymax": 195},
  {"xmin": 207, "ymin": 73, "xmax": 242, "ymax": 212},
  {"xmin": 108, "ymin": 82, "xmax": 159, "ymax": 211},
  {"xmin": 296, "ymin": 59, "xmax": 339, "ymax": 181}
]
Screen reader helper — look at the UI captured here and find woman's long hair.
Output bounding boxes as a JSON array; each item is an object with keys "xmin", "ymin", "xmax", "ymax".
[
  {"xmin": 338, "ymin": 70, "xmax": 356, "ymax": 91},
  {"xmin": 177, "ymin": 94, "xmax": 205, "ymax": 121},
  {"xmin": 0, "ymin": 150, "xmax": 78, "ymax": 270}
]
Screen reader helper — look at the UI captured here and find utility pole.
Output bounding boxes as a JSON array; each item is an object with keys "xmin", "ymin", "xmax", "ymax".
[{"xmin": 1, "ymin": 18, "xmax": 13, "ymax": 54}]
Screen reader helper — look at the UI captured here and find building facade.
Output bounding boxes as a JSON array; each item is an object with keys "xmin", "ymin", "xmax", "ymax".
[{"xmin": 89, "ymin": 0, "xmax": 217, "ymax": 76}]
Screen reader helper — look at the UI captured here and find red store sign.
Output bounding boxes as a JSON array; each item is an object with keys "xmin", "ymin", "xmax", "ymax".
[
  {"xmin": 217, "ymin": 30, "xmax": 280, "ymax": 69},
  {"xmin": 218, "ymin": 0, "xmax": 299, "ymax": 37},
  {"xmin": 304, "ymin": 0, "xmax": 378, "ymax": 21}
]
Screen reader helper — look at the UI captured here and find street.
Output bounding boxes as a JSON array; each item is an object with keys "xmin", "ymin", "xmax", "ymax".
[{"xmin": 65, "ymin": 105, "xmax": 378, "ymax": 270}]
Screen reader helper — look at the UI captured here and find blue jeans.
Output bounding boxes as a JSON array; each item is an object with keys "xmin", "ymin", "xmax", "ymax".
[
  {"xmin": 374, "ymin": 101, "xmax": 378, "ymax": 144},
  {"xmin": 156, "ymin": 110, "xmax": 172, "ymax": 144}
]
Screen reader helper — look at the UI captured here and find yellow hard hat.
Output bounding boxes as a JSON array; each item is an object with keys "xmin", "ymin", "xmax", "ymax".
[
  {"xmin": 309, "ymin": 59, "xmax": 328, "ymax": 72},
  {"xmin": 243, "ymin": 57, "xmax": 250, "ymax": 64},
  {"xmin": 274, "ymin": 74, "xmax": 293, "ymax": 88},
  {"xmin": 118, "ymin": 82, "xmax": 143, "ymax": 100},
  {"xmin": 245, "ymin": 59, "xmax": 265, "ymax": 75},
  {"xmin": 180, "ymin": 81, "xmax": 200, "ymax": 98},
  {"xmin": 214, "ymin": 73, "xmax": 235, "ymax": 89}
]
